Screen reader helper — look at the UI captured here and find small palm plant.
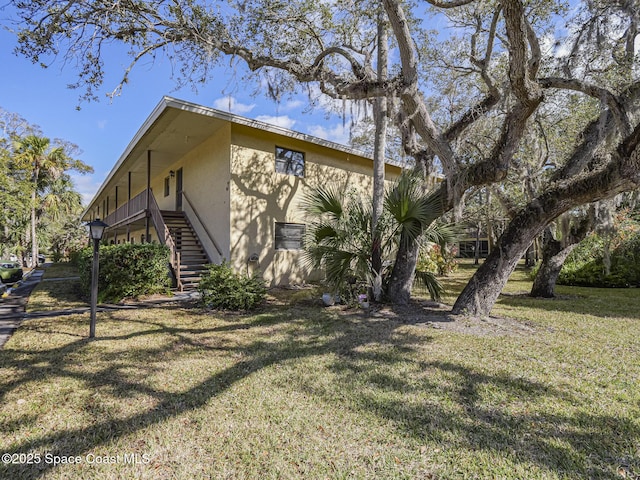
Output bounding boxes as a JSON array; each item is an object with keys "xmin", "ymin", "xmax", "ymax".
[
  {"xmin": 384, "ymin": 173, "xmax": 456, "ymax": 303},
  {"xmin": 302, "ymin": 171, "xmax": 456, "ymax": 303},
  {"xmin": 301, "ymin": 186, "xmax": 381, "ymax": 301}
]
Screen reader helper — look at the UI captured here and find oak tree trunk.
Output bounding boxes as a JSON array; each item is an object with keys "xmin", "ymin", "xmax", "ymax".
[
  {"xmin": 452, "ymin": 221, "xmax": 536, "ymax": 317},
  {"xmin": 452, "ymin": 125, "xmax": 640, "ymax": 317},
  {"xmin": 531, "ymin": 216, "xmax": 593, "ymax": 298},
  {"xmin": 530, "ymin": 240, "xmax": 577, "ymax": 298},
  {"xmin": 524, "ymin": 244, "xmax": 536, "ymax": 267}
]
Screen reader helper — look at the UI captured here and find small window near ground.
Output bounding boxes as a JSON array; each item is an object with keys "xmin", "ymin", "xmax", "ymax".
[
  {"xmin": 275, "ymin": 146, "xmax": 305, "ymax": 177},
  {"xmin": 164, "ymin": 176, "xmax": 170, "ymax": 197},
  {"xmin": 275, "ymin": 222, "xmax": 305, "ymax": 250}
]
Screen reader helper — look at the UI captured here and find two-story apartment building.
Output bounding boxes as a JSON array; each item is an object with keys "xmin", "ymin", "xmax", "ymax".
[{"xmin": 82, "ymin": 97, "xmax": 404, "ymax": 289}]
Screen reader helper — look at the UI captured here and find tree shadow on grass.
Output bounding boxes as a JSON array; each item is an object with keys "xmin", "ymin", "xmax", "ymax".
[
  {"xmin": 497, "ymin": 286, "xmax": 640, "ymax": 320},
  {"xmin": 0, "ymin": 307, "xmax": 427, "ymax": 477},
  {"xmin": 323, "ymin": 356, "xmax": 639, "ymax": 479},
  {"xmin": 0, "ymin": 303, "xmax": 638, "ymax": 479}
]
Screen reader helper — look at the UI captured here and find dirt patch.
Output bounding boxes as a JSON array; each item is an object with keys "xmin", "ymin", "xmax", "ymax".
[
  {"xmin": 344, "ymin": 299, "xmax": 536, "ymax": 337},
  {"xmin": 267, "ymin": 287, "xmax": 536, "ymax": 337}
]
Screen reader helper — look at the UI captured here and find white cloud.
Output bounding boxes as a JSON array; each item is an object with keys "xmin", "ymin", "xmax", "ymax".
[
  {"xmin": 307, "ymin": 123, "xmax": 350, "ymax": 146},
  {"xmin": 71, "ymin": 172, "xmax": 105, "ymax": 206},
  {"xmin": 255, "ymin": 115, "xmax": 296, "ymax": 130},
  {"xmin": 212, "ymin": 96, "xmax": 256, "ymax": 114},
  {"xmin": 97, "ymin": 120, "xmax": 108, "ymax": 129},
  {"xmin": 282, "ymin": 99, "xmax": 305, "ymax": 111}
]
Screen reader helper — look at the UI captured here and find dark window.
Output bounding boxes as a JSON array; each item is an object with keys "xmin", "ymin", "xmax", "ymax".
[
  {"xmin": 275, "ymin": 222, "xmax": 305, "ymax": 250},
  {"xmin": 457, "ymin": 240, "xmax": 489, "ymax": 258},
  {"xmin": 164, "ymin": 176, "xmax": 170, "ymax": 197},
  {"xmin": 275, "ymin": 146, "xmax": 305, "ymax": 177}
]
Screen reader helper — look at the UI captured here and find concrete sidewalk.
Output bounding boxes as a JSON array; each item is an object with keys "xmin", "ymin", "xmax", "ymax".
[
  {"xmin": 0, "ymin": 267, "xmax": 46, "ymax": 348},
  {"xmin": 0, "ymin": 265, "xmax": 199, "ymax": 349}
]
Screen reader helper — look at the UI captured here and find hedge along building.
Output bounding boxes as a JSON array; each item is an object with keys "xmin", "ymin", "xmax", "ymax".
[{"xmin": 82, "ymin": 97, "xmax": 405, "ymax": 290}]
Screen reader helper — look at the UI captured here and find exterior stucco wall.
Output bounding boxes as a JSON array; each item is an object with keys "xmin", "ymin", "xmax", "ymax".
[
  {"xmin": 229, "ymin": 124, "xmax": 400, "ymax": 286},
  {"xmin": 130, "ymin": 125, "xmax": 232, "ymax": 262},
  {"xmin": 117, "ymin": 227, "xmax": 158, "ymax": 245},
  {"xmin": 154, "ymin": 169, "xmax": 176, "ymax": 212},
  {"xmin": 168, "ymin": 126, "xmax": 232, "ymax": 262}
]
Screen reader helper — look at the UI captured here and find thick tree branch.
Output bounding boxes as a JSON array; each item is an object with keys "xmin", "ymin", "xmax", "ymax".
[
  {"xmin": 551, "ymin": 82, "xmax": 640, "ymax": 181},
  {"xmin": 310, "ymin": 47, "xmax": 373, "ymax": 81},
  {"xmin": 443, "ymin": 92, "xmax": 500, "ymax": 143},
  {"xmin": 424, "ymin": 0, "xmax": 476, "ymax": 7},
  {"xmin": 619, "ymin": 118, "xmax": 640, "ymax": 161},
  {"xmin": 501, "ymin": 0, "xmax": 542, "ymax": 106},
  {"xmin": 524, "ymin": 13, "xmax": 541, "ymax": 79},
  {"xmin": 540, "ymin": 77, "xmax": 630, "ymax": 135},
  {"xmin": 383, "ymin": 0, "xmax": 456, "ymax": 175}
]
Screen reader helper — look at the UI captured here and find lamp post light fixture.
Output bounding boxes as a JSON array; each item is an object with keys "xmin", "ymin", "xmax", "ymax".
[{"xmin": 87, "ymin": 218, "xmax": 109, "ymax": 339}]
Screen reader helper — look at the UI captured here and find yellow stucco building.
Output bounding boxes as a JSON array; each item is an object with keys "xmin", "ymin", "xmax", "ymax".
[{"xmin": 82, "ymin": 97, "xmax": 402, "ymax": 288}]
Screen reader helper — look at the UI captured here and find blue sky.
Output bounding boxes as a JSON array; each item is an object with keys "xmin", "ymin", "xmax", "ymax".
[{"xmin": 0, "ymin": 17, "xmax": 352, "ymax": 205}]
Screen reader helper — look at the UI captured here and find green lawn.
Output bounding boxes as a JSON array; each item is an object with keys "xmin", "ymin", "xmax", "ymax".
[
  {"xmin": 25, "ymin": 263, "xmax": 85, "ymax": 312},
  {"xmin": 1, "ymin": 261, "xmax": 638, "ymax": 479}
]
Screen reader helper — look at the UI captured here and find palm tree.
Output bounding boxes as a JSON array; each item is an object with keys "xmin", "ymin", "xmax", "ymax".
[
  {"xmin": 38, "ymin": 174, "xmax": 86, "ymax": 259},
  {"xmin": 302, "ymin": 185, "xmax": 378, "ymax": 298},
  {"xmin": 12, "ymin": 135, "xmax": 92, "ymax": 266},
  {"xmin": 384, "ymin": 173, "xmax": 450, "ymax": 304},
  {"xmin": 303, "ymin": 171, "xmax": 454, "ymax": 303}
]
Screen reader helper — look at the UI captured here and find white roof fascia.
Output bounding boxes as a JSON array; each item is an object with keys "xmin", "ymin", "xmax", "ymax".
[
  {"xmin": 83, "ymin": 96, "xmax": 396, "ymax": 217},
  {"xmin": 162, "ymin": 96, "xmax": 372, "ymax": 158}
]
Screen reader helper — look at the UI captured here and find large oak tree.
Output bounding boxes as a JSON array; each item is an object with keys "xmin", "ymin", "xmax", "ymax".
[{"xmin": 9, "ymin": 0, "xmax": 640, "ymax": 314}]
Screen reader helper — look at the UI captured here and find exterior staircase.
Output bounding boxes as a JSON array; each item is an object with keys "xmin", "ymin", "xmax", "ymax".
[{"xmin": 161, "ymin": 210, "xmax": 210, "ymax": 290}]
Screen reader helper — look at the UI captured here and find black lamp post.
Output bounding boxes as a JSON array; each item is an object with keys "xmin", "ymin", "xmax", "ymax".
[{"xmin": 87, "ymin": 218, "xmax": 108, "ymax": 339}]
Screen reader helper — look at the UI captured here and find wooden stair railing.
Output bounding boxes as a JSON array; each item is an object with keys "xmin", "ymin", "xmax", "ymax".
[
  {"xmin": 148, "ymin": 191, "xmax": 183, "ymax": 291},
  {"xmin": 181, "ymin": 190, "xmax": 224, "ymax": 259}
]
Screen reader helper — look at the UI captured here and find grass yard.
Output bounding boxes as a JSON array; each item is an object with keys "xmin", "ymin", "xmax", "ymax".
[
  {"xmin": 25, "ymin": 263, "xmax": 85, "ymax": 312},
  {"xmin": 0, "ymin": 262, "xmax": 638, "ymax": 479}
]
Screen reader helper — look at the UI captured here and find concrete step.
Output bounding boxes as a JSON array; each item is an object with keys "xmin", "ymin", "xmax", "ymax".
[
  {"xmin": 180, "ymin": 262, "xmax": 208, "ymax": 269},
  {"xmin": 162, "ymin": 209, "xmax": 211, "ymax": 289}
]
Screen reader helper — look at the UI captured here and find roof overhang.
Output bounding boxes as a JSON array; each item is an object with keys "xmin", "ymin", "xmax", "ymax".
[{"xmin": 82, "ymin": 96, "xmax": 402, "ymax": 219}]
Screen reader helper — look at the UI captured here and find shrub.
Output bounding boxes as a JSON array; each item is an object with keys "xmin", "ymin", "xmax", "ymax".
[
  {"xmin": 78, "ymin": 243, "xmax": 171, "ymax": 302},
  {"xmin": 51, "ymin": 251, "xmax": 65, "ymax": 263},
  {"xmin": 69, "ymin": 249, "xmax": 83, "ymax": 266},
  {"xmin": 558, "ymin": 226, "xmax": 640, "ymax": 288},
  {"xmin": 198, "ymin": 262, "xmax": 266, "ymax": 310},
  {"xmin": 416, "ymin": 243, "xmax": 458, "ymax": 276}
]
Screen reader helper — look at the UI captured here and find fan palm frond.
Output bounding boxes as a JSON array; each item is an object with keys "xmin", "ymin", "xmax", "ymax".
[
  {"xmin": 423, "ymin": 222, "xmax": 461, "ymax": 247},
  {"xmin": 301, "ymin": 185, "xmax": 344, "ymax": 220},
  {"xmin": 384, "ymin": 172, "xmax": 445, "ymax": 248},
  {"xmin": 414, "ymin": 270, "xmax": 444, "ymax": 301}
]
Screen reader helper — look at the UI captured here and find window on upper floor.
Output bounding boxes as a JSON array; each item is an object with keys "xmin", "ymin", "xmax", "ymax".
[
  {"xmin": 275, "ymin": 146, "xmax": 305, "ymax": 177},
  {"xmin": 274, "ymin": 222, "xmax": 306, "ymax": 250},
  {"xmin": 164, "ymin": 176, "xmax": 170, "ymax": 197}
]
